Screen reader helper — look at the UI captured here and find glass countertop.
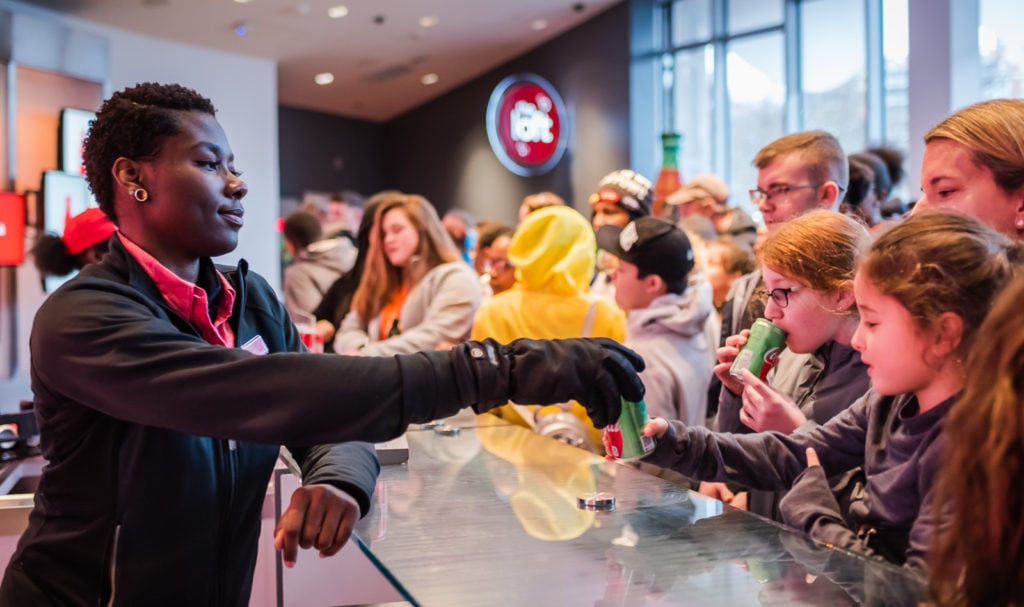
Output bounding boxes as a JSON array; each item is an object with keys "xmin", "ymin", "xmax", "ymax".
[{"xmin": 354, "ymin": 416, "xmax": 927, "ymax": 606}]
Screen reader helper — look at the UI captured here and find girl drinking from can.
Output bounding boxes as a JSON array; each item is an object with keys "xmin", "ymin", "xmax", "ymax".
[
  {"xmin": 641, "ymin": 211, "xmax": 1022, "ymax": 574},
  {"xmin": 703, "ymin": 210, "xmax": 872, "ymax": 517}
]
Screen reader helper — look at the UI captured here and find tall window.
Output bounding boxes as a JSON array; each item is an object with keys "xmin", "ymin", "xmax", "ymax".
[
  {"xmin": 672, "ymin": 46, "xmax": 715, "ymax": 180},
  {"xmin": 728, "ymin": 33, "xmax": 785, "ymax": 204},
  {"xmin": 883, "ymin": 0, "xmax": 909, "ymax": 201},
  {"xmin": 980, "ymin": 0, "xmax": 1024, "ymax": 99},
  {"xmin": 636, "ymin": 0, "xmax": 910, "ymax": 222},
  {"xmin": 801, "ymin": 0, "xmax": 867, "ymax": 152}
]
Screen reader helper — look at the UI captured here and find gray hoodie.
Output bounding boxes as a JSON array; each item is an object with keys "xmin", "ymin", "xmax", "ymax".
[
  {"xmin": 283, "ymin": 237, "xmax": 357, "ymax": 319},
  {"xmin": 625, "ymin": 284, "xmax": 715, "ymax": 424}
]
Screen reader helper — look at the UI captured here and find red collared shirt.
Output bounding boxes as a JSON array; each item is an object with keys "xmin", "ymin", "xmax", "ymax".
[{"xmin": 118, "ymin": 233, "xmax": 237, "ymax": 347}]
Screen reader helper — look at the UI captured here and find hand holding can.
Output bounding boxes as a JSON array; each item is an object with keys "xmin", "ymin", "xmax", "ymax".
[
  {"xmin": 604, "ymin": 398, "xmax": 657, "ymax": 460},
  {"xmin": 729, "ymin": 319, "xmax": 787, "ymax": 382}
]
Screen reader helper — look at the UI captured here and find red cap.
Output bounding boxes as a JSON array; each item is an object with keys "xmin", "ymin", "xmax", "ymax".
[{"xmin": 63, "ymin": 208, "xmax": 116, "ymax": 255}]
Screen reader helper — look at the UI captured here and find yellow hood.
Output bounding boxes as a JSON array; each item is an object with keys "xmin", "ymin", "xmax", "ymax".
[{"xmin": 510, "ymin": 206, "xmax": 596, "ymax": 296}]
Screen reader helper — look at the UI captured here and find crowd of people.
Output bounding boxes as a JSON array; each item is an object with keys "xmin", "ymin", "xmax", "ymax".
[{"xmin": 14, "ymin": 81, "xmax": 1024, "ymax": 606}]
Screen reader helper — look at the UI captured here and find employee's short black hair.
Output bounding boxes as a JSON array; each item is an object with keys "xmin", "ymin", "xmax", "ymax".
[{"xmin": 83, "ymin": 82, "xmax": 216, "ymax": 223}]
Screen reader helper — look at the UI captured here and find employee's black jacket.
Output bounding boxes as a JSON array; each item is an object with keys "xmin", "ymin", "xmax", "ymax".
[{"xmin": 0, "ymin": 239, "xmax": 465, "ymax": 606}]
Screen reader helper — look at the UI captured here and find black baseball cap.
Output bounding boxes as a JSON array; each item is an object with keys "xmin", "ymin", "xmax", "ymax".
[{"xmin": 596, "ymin": 217, "xmax": 694, "ymax": 285}]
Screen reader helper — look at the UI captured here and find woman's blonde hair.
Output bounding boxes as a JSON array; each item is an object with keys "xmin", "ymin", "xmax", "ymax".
[
  {"xmin": 930, "ymin": 274, "xmax": 1024, "ymax": 606},
  {"xmin": 351, "ymin": 194, "xmax": 461, "ymax": 322},
  {"xmin": 925, "ymin": 98, "xmax": 1024, "ymax": 195},
  {"xmin": 759, "ymin": 209, "xmax": 870, "ymax": 311},
  {"xmin": 859, "ymin": 210, "xmax": 1023, "ymax": 358}
]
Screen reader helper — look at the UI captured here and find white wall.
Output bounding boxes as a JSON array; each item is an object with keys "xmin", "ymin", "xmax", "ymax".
[
  {"xmin": 105, "ymin": 30, "xmax": 281, "ymax": 285},
  {"xmin": 0, "ymin": 0, "xmax": 281, "ymax": 397}
]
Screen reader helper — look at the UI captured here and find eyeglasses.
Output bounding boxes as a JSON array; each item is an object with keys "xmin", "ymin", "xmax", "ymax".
[
  {"xmin": 748, "ymin": 184, "xmax": 820, "ymax": 204},
  {"xmin": 485, "ymin": 259, "xmax": 514, "ymax": 272},
  {"xmin": 755, "ymin": 287, "xmax": 800, "ymax": 308}
]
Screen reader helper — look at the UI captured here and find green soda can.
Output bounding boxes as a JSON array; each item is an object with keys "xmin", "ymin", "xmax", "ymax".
[
  {"xmin": 730, "ymin": 318, "xmax": 787, "ymax": 381},
  {"xmin": 604, "ymin": 398, "xmax": 656, "ymax": 460}
]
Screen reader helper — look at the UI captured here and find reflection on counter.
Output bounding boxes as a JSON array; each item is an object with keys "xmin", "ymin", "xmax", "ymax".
[{"xmin": 356, "ymin": 421, "xmax": 928, "ymax": 606}]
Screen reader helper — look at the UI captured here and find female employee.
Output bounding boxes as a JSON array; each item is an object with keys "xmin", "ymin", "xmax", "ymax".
[{"xmin": 0, "ymin": 82, "xmax": 644, "ymax": 606}]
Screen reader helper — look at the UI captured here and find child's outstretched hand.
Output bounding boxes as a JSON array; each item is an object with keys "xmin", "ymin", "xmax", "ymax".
[
  {"xmin": 738, "ymin": 369, "xmax": 808, "ymax": 433},
  {"xmin": 603, "ymin": 417, "xmax": 670, "ymax": 460},
  {"xmin": 643, "ymin": 417, "xmax": 669, "ymax": 439}
]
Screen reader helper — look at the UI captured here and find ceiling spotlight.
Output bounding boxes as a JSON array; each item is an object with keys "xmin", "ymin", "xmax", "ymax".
[
  {"xmin": 421, "ymin": 73, "xmax": 439, "ymax": 86},
  {"xmin": 315, "ymin": 72, "xmax": 335, "ymax": 85},
  {"xmin": 327, "ymin": 5, "xmax": 349, "ymax": 19},
  {"xmin": 419, "ymin": 16, "xmax": 439, "ymax": 28},
  {"xmin": 530, "ymin": 19, "xmax": 548, "ymax": 31},
  {"xmin": 233, "ymin": 0, "xmax": 253, "ymax": 4}
]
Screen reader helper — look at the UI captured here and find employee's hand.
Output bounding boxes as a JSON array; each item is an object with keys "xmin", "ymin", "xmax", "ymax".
[
  {"xmin": 274, "ymin": 483, "xmax": 361, "ymax": 568},
  {"xmin": 459, "ymin": 338, "xmax": 645, "ymax": 428},
  {"xmin": 738, "ymin": 369, "xmax": 807, "ymax": 434}
]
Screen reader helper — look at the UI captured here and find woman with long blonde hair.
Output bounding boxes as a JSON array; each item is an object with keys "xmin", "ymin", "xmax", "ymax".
[{"xmin": 335, "ymin": 194, "xmax": 481, "ymax": 355}]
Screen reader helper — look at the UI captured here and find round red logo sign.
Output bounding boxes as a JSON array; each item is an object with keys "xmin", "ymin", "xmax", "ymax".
[{"xmin": 486, "ymin": 74, "xmax": 568, "ymax": 177}]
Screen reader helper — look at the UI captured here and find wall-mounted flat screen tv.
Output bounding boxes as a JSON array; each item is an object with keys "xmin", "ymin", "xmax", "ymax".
[
  {"xmin": 58, "ymin": 107, "xmax": 96, "ymax": 177},
  {"xmin": 40, "ymin": 170, "xmax": 96, "ymax": 292},
  {"xmin": 0, "ymin": 193, "xmax": 26, "ymax": 266}
]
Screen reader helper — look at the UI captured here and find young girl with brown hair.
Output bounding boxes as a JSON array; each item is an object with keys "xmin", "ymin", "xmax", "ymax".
[
  {"xmin": 641, "ymin": 211, "xmax": 1022, "ymax": 574},
  {"xmin": 930, "ymin": 273, "xmax": 1024, "ymax": 605},
  {"xmin": 335, "ymin": 194, "xmax": 481, "ymax": 355},
  {"xmin": 704, "ymin": 210, "xmax": 871, "ymax": 516}
]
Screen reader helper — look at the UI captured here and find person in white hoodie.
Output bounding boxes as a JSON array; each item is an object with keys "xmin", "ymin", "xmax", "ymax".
[
  {"xmin": 282, "ymin": 210, "xmax": 357, "ymax": 320},
  {"xmin": 597, "ymin": 217, "xmax": 714, "ymax": 425}
]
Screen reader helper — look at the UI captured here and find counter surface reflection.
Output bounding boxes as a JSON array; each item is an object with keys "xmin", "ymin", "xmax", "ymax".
[{"xmin": 355, "ymin": 416, "xmax": 927, "ymax": 606}]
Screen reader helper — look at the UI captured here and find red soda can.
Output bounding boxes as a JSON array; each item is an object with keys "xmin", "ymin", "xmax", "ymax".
[
  {"xmin": 299, "ymin": 329, "xmax": 324, "ymax": 354},
  {"xmin": 604, "ymin": 398, "xmax": 656, "ymax": 460},
  {"xmin": 730, "ymin": 318, "xmax": 787, "ymax": 381}
]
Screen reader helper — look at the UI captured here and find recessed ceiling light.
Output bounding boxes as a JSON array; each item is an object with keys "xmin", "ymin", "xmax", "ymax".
[
  {"xmin": 315, "ymin": 72, "xmax": 335, "ymax": 85},
  {"xmin": 531, "ymin": 19, "xmax": 549, "ymax": 31},
  {"xmin": 233, "ymin": 0, "xmax": 253, "ymax": 4},
  {"xmin": 419, "ymin": 16, "xmax": 439, "ymax": 28},
  {"xmin": 421, "ymin": 73, "xmax": 439, "ymax": 86},
  {"xmin": 328, "ymin": 5, "xmax": 349, "ymax": 19}
]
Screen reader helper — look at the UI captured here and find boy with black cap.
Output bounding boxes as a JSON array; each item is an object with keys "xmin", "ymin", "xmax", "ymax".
[{"xmin": 597, "ymin": 217, "xmax": 714, "ymax": 425}]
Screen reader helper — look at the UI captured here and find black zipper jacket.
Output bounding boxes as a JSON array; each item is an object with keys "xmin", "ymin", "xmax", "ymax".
[{"xmin": 0, "ymin": 239, "xmax": 442, "ymax": 605}]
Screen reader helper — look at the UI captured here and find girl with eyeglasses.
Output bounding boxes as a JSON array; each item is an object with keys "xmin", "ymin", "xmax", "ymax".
[
  {"xmin": 640, "ymin": 211, "xmax": 1023, "ymax": 574},
  {"xmin": 700, "ymin": 210, "xmax": 872, "ymax": 517}
]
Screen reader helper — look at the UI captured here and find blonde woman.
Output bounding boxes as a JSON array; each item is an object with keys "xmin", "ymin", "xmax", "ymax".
[
  {"xmin": 915, "ymin": 98, "xmax": 1024, "ymax": 239},
  {"xmin": 335, "ymin": 194, "xmax": 481, "ymax": 355}
]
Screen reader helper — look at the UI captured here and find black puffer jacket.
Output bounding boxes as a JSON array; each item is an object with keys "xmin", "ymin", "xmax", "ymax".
[{"xmin": 0, "ymin": 238, "xmax": 467, "ymax": 606}]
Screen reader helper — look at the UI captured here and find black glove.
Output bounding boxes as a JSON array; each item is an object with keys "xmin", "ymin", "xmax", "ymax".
[{"xmin": 450, "ymin": 337, "xmax": 645, "ymax": 428}]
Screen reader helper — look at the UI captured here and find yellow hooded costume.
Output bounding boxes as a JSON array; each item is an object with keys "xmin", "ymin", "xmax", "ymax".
[{"xmin": 471, "ymin": 206, "xmax": 626, "ymax": 448}]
